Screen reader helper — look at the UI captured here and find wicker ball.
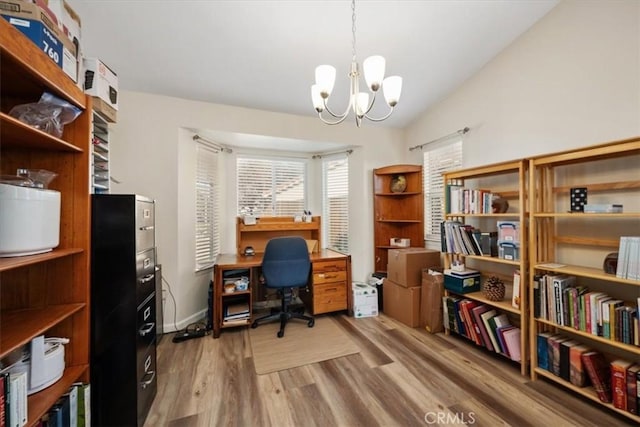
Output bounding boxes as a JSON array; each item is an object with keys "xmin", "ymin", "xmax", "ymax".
[{"xmin": 483, "ymin": 276, "xmax": 505, "ymax": 301}]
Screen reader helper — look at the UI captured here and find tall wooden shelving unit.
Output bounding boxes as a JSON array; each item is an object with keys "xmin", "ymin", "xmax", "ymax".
[
  {"xmin": 442, "ymin": 160, "xmax": 529, "ymax": 376},
  {"xmin": 373, "ymin": 164, "xmax": 424, "ymax": 275},
  {"xmin": 0, "ymin": 19, "xmax": 91, "ymax": 425},
  {"xmin": 528, "ymin": 137, "xmax": 640, "ymax": 422}
]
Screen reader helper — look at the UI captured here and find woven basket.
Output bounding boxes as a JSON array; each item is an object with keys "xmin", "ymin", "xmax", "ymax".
[{"xmin": 483, "ymin": 276, "xmax": 505, "ymax": 301}]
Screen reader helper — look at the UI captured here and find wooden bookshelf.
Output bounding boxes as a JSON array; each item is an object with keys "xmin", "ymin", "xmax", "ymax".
[
  {"xmin": 528, "ymin": 136, "xmax": 640, "ymax": 423},
  {"xmin": 0, "ymin": 18, "xmax": 91, "ymax": 425},
  {"xmin": 442, "ymin": 159, "xmax": 529, "ymax": 376}
]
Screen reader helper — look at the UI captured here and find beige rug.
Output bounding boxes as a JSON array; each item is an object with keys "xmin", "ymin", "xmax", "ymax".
[{"xmin": 249, "ymin": 315, "xmax": 360, "ymax": 375}]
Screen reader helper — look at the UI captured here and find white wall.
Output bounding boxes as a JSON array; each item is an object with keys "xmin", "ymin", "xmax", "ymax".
[
  {"xmin": 109, "ymin": 0, "xmax": 639, "ymax": 331},
  {"xmin": 405, "ymin": 0, "xmax": 640, "ymax": 164}
]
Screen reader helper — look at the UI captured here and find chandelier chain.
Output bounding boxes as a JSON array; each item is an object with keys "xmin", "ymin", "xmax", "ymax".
[{"xmin": 351, "ymin": 0, "xmax": 357, "ymax": 61}]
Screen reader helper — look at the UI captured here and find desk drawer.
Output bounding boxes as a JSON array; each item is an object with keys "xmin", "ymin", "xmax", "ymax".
[
  {"xmin": 313, "ymin": 259, "xmax": 347, "ymax": 273},
  {"xmin": 313, "ymin": 282, "xmax": 347, "ymax": 314},
  {"xmin": 313, "ymin": 270, "xmax": 346, "ymax": 285}
]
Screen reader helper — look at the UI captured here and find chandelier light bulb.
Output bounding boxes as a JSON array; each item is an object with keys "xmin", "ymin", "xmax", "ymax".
[
  {"xmin": 311, "ymin": 85, "xmax": 324, "ymax": 112},
  {"xmin": 355, "ymin": 92, "xmax": 369, "ymax": 117},
  {"xmin": 382, "ymin": 75, "xmax": 403, "ymax": 107},
  {"xmin": 315, "ymin": 65, "xmax": 336, "ymax": 98},
  {"xmin": 363, "ymin": 55, "xmax": 386, "ymax": 91}
]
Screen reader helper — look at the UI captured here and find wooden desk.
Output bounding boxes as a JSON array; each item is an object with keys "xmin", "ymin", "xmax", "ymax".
[{"xmin": 212, "ymin": 249, "xmax": 351, "ymax": 338}]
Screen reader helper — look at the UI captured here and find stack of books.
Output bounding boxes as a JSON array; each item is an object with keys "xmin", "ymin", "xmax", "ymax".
[{"xmin": 223, "ymin": 300, "xmax": 250, "ymax": 324}]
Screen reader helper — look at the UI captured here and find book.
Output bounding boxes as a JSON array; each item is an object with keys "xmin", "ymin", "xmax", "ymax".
[
  {"xmin": 479, "ymin": 309, "xmax": 498, "ymax": 352},
  {"xmin": 536, "ymin": 332, "xmax": 555, "ymax": 371},
  {"xmin": 72, "ymin": 383, "xmax": 91, "ymax": 427},
  {"xmin": 559, "ymin": 340, "xmax": 579, "ymax": 382},
  {"xmin": 0, "ymin": 372, "xmax": 6, "ymax": 427},
  {"xmin": 626, "ymin": 364, "xmax": 640, "ymax": 415},
  {"xmin": 581, "ymin": 351, "xmax": 612, "ymax": 403},
  {"xmin": 496, "ymin": 325, "xmax": 515, "ymax": 357},
  {"xmin": 511, "ymin": 270, "xmax": 521, "ymax": 309},
  {"xmin": 611, "ymin": 359, "xmax": 633, "ymax": 410},
  {"xmin": 502, "ymin": 327, "xmax": 521, "ymax": 362},
  {"xmin": 547, "ymin": 335, "xmax": 570, "ymax": 377},
  {"xmin": 470, "ymin": 305, "xmax": 494, "ymax": 350},
  {"xmin": 569, "ymin": 343, "xmax": 591, "ymax": 387}
]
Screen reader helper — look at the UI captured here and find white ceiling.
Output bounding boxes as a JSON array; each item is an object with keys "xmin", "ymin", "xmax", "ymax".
[{"xmin": 69, "ymin": 0, "xmax": 558, "ymax": 149}]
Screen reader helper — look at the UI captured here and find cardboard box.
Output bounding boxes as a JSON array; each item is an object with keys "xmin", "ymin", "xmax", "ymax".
[
  {"xmin": 1, "ymin": 1, "xmax": 63, "ymax": 66},
  {"xmin": 421, "ymin": 269, "xmax": 444, "ymax": 333},
  {"xmin": 84, "ymin": 57, "xmax": 118, "ymax": 110},
  {"xmin": 382, "ymin": 279, "xmax": 421, "ymax": 327},
  {"xmin": 92, "ymin": 97, "xmax": 117, "ymax": 123},
  {"xmin": 443, "ymin": 269, "xmax": 481, "ymax": 294},
  {"xmin": 352, "ymin": 282, "xmax": 378, "ymax": 318},
  {"xmin": 387, "ymin": 248, "xmax": 441, "ymax": 287}
]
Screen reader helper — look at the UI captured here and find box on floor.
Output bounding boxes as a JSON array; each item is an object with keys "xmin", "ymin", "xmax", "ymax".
[
  {"xmin": 387, "ymin": 248, "xmax": 441, "ymax": 287},
  {"xmin": 382, "ymin": 278, "xmax": 420, "ymax": 327}
]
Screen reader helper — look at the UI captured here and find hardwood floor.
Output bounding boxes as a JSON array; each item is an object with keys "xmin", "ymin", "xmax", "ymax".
[{"xmin": 145, "ymin": 313, "xmax": 636, "ymax": 427}]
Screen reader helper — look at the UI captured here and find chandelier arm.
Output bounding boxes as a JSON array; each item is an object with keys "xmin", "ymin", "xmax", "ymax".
[
  {"xmin": 317, "ymin": 111, "xmax": 351, "ymax": 126},
  {"xmin": 322, "ymin": 97, "xmax": 353, "ymax": 119},
  {"xmin": 363, "ymin": 106, "xmax": 396, "ymax": 122}
]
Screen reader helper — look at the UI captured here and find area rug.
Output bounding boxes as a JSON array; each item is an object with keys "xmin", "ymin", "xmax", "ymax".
[{"xmin": 249, "ymin": 315, "xmax": 360, "ymax": 375}]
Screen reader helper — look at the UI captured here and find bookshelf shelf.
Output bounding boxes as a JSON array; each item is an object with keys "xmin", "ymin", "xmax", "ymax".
[
  {"xmin": 442, "ymin": 159, "xmax": 529, "ymax": 376},
  {"xmin": 529, "ymin": 136, "xmax": 640, "ymax": 420}
]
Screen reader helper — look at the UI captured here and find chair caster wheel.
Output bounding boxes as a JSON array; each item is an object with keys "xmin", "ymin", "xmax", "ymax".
[
  {"xmin": 251, "ymin": 321, "xmax": 258, "ymax": 329},
  {"xmin": 277, "ymin": 330, "xmax": 284, "ymax": 338},
  {"xmin": 308, "ymin": 319, "xmax": 315, "ymax": 328}
]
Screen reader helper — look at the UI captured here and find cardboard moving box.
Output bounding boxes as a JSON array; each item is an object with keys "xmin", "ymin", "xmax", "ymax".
[
  {"xmin": 387, "ymin": 248, "xmax": 441, "ymax": 287},
  {"xmin": 382, "ymin": 278, "xmax": 421, "ymax": 327}
]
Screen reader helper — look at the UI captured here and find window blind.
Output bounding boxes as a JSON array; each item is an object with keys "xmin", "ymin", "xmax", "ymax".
[
  {"xmin": 322, "ymin": 156, "xmax": 349, "ymax": 252},
  {"xmin": 237, "ymin": 156, "xmax": 307, "ymax": 216},
  {"xmin": 423, "ymin": 139, "xmax": 463, "ymax": 243},
  {"xmin": 195, "ymin": 143, "xmax": 220, "ymax": 271}
]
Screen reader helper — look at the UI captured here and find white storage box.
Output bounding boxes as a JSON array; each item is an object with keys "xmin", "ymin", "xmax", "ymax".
[
  {"xmin": 83, "ymin": 57, "xmax": 118, "ymax": 110},
  {"xmin": 352, "ymin": 282, "xmax": 378, "ymax": 318},
  {"xmin": 0, "ymin": 183, "xmax": 61, "ymax": 257},
  {"xmin": 390, "ymin": 237, "xmax": 410, "ymax": 247}
]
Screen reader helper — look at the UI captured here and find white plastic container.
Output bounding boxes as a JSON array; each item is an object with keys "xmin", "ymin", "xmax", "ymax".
[{"xmin": 0, "ymin": 183, "xmax": 61, "ymax": 257}]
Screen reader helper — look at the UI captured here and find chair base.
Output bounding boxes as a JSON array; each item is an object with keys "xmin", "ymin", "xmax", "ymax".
[{"xmin": 251, "ymin": 290, "xmax": 314, "ymax": 338}]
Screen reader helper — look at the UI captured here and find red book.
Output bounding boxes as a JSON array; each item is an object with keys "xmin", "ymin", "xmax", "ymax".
[
  {"xmin": 611, "ymin": 359, "xmax": 633, "ymax": 410},
  {"xmin": 626, "ymin": 364, "xmax": 640, "ymax": 415},
  {"xmin": 569, "ymin": 344, "xmax": 591, "ymax": 387},
  {"xmin": 581, "ymin": 351, "xmax": 612, "ymax": 403}
]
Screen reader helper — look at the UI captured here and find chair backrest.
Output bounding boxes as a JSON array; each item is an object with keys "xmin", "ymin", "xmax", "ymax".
[{"xmin": 262, "ymin": 236, "xmax": 311, "ymax": 289}]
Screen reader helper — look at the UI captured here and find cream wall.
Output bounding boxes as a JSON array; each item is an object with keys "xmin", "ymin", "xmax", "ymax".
[
  {"xmin": 108, "ymin": 0, "xmax": 639, "ymax": 332},
  {"xmin": 108, "ymin": 92, "xmax": 403, "ymax": 332}
]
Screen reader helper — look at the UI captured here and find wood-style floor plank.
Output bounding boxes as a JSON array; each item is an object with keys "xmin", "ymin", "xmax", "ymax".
[{"xmin": 145, "ymin": 313, "xmax": 637, "ymax": 427}]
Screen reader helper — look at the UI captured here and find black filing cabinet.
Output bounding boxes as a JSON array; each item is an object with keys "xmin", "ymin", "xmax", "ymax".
[{"xmin": 91, "ymin": 194, "xmax": 157, "ymax": 426}]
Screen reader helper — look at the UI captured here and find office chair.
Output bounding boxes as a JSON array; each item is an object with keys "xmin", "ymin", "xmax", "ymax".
[{"xmin": 251, "ymin": 236, "xmax": 315, "ymax": 338}]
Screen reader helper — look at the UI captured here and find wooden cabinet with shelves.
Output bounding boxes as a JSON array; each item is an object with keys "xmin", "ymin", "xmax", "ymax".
[
  {"xmin": 236, "ymin": 216, "xmax": 321, "ymax": 255},
  {"xmin": 373, "ymin": 164, "xmax": 424, "ymax": 274},
  {"xmin": 442, "ymin": 160, "xmax": 529, "ymax": 376},
  {"xmin": 528, "ymin": 137, "xmax": 640, "ymax": 422},
  {"xmin": 0, "ymin": 19, "xmax": 91, "ymax": 425}
]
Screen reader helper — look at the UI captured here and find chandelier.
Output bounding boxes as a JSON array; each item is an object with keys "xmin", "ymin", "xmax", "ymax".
[{"xmin": 311, "ymin": 0, "xmax": 402, "ymax": 127}]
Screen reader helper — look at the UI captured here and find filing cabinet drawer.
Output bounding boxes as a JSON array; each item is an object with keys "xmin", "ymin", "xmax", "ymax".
[
  {"xmin": 136, "ymin": 199, "xmax": 155, "ymax": 250},
  {"xmin": 137, "ymin": 343, "xmax": 157, "ymax": 427},
  {"xmin": 313, "ymin": 269, "xmax": 347, "ymax": 285},
  {"xmin": 136, "ymin": 248, "xmax": 156, "ymax": 306},
  {"xmin": 137, "ymin": 294, "xmax": 156, "ymax": 360},
  {"xmin": 312, "ymin": 259, "xmax": 347, "ymax": 273},
  {"xmin": 313, "ymin": 282, "xmax": 347, "ymax": 314}
]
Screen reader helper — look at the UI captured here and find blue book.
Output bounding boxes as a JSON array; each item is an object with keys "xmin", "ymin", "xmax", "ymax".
[{"xmin": 537, "ymin": 332, "xmax": 554, "ymax": 370}]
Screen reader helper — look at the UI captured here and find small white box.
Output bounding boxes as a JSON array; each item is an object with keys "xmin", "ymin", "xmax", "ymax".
[
  {"xmin": 390, "ymin": 237, "xmax": 410, "ymax": 247},
  {"xmin": 83, "ymin": 57, "xmax": 118, "ymax": 110},
  {"xmin": 352, "ymin": 282, "xmax": 378, "ymax": 318}
]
